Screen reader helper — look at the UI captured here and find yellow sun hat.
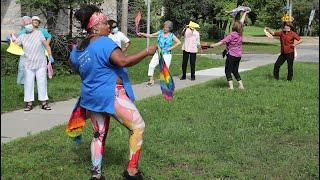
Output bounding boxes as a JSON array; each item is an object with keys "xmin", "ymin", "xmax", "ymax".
[
  {"xmin": 187, "ymin": 21, "xmax": 200, "ymax": 29},
  {"xmin": 6, "ymin": 40, "xmax": 24, "ymax": 56}
]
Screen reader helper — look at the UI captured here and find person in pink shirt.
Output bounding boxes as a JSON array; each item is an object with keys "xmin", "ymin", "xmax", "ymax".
[
  {"xmin": 180, "ymin": 21, "xmax": 201, "ymax": 81},
  {"xmin": 209, "ymin": 11, "xmax": 249, "ymax": 89}
]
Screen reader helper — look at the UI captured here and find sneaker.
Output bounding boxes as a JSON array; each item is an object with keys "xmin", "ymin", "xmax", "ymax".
[
  {"xmin": 90, "ymin": 171, "xmax": 105, "ymax": 180},
  {"xmin": 90, "ymin": 169, "xmax": 105, "ymax": 180},
  {"xmin": 180, "ymin": 76, "xmax": 186, "ymax": 80},
  {"xmin": 90, "ymin": 175, "xmax": 105, "ymax": 180},
  {"xmin": 123, "ymin": 170, "xmax": 143, "ymax": 180}
]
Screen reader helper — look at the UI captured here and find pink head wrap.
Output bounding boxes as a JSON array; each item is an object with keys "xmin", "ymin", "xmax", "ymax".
[{"xmin": 86, "ymin": 12, "xmax": 107, "ymax": 30}]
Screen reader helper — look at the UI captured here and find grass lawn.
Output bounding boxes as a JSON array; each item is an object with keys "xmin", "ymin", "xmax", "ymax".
[
  {"xmin": 1, "ymin": 62, "xmax": 318, "ymax": 179},
  {"xmin": 242, "ymin": 26, "xmax": 279, "ymax": 37},
  {"xmin": 1, "ymin": 55, "xmax": 224, "ymax": 113}
]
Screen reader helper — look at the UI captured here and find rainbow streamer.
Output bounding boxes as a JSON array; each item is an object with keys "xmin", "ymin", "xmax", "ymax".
[
  {"xmin": 65, "ymin": 98, "xmax": 87, "ymax": 143},
  {"xmin": 158, "ymin": 48, "xmax": 175, "ymax": 100}
]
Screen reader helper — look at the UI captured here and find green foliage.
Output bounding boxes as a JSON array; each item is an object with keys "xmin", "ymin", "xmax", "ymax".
[
  {"xmin": 18, "ymin": 0, "xmax": 104, "ymax": 34},
  {"xmin": 257, "ymin": 0, "xmax": 285, "ymax": 29},
  {"xmin": 163, "ymin": 0, "xmax": 216, "ymax": 33},
  {"xmin": 292, "ymin": 0, "xmax": 319, "ymax": 35},
  {"xmin": 245, "ymin": 0, "xmax": 319, "ymax": 36},
  {"xmin": 1, "ymin": 44, "xmax": 20, "ymax": 76}
]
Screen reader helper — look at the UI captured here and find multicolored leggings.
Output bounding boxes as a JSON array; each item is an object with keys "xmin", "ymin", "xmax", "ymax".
[{"xmin": 89, "ymin": 85, "xmax": 145, "ymax": 175}]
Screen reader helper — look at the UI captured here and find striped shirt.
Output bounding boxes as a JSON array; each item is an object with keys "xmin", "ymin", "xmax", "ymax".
[{"xmin": 16, "ymin": 30, "xmax": 47, "ymax": 69}]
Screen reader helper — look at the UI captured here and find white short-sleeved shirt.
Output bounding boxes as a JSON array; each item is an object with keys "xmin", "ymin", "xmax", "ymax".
[
  {"xmin": 16, "ymin": 30, "xmax": 47, "ymax": 69},
  {"xmin": 108, "ymin": 31, "xmax": 130, "ymax": 48}
]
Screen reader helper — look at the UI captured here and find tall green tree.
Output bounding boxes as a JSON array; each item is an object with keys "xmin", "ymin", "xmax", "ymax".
[
  {"xmin": 18, "ymin": 0, "xmax": 104, "ymax": 36},
  {"xmin": 162, "ymin": 0, "xmax": 216, "ymax": 34}
]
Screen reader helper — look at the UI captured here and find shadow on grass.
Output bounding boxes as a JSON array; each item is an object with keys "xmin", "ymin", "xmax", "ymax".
[
  {"xmin": 265, "ymin": 74, "xmax": 275, "ymax": 80},
  {"xmin": 251, "ymin": 35, "xmax": 269, "ymax": 37},
  {"xmin": 243, "ymin": 42, "xmax": 278, "ymax": 46},
  {"xmin": 207, "ymin": 79, "xmax": 227, "ymax": 89},
  {"xmin": 70, "ymin": 139, "xmax": 128, "ymax": 167}
]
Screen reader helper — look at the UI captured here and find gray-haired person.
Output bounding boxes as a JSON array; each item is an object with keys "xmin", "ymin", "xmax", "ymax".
[{"xmin": 138, "ymin": 20, "xmax": 181, "ymax": 86}]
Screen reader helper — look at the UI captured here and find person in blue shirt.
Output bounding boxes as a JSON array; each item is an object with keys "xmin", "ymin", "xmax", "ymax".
[
  {"xmin": 138, "ymin": 21, "xmax": 181, "ymax": 86},
  {"xmin": 71, "ymin": 4, "xmax": 157, "ymax": 180}
]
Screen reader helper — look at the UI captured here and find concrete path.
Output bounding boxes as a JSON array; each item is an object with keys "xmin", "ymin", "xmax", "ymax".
[{"xmin": 1, "ymin": 44, "xmax": 318, "ymax": 144}]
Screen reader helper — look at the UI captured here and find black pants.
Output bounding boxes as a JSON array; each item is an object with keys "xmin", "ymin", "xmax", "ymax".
[
  {"xmin": 181, "ymin": 50, "xmax": 197, "ymax": 78},
  {"xmin": 225, "ymin": 54, "xmax": 241, "ymax": 81},
  {"xmin": 273, "ymin": 52, "xmax": 294, "ymax": 81}
]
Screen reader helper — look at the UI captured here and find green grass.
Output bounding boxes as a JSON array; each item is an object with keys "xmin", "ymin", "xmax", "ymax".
[
  {"xmin": 1, "ymin": 62, "xmax": 318, "ymax": 179},
  {"xmin": 242, "ymin": 26, "xmax": 279, "ymax": 37},
  {"xmin": 1, "ymin": 55, "xmax": 224, "ymax": 113}
]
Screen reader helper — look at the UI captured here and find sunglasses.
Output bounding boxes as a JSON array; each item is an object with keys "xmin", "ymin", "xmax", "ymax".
[{"xmin": 111, "ymin": 26, "xmax": 117, "ymax": 28}]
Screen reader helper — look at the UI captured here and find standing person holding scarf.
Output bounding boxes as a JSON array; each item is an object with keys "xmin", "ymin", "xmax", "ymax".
[
  {"xmin": 138, "ymin": 21, "xmax": 181, "ymax": 86},
  {"xmin": 180, "ymin": 21, "xmax": 201, "ymax": 81},
  {"xmin": 14, "ymin": 17, "xmax": 54, "ymax": 111},
  {"xmin": 265, "ymin": 22, "xmax": 302, "ymax": 81},
  {"xmin": 71, "ymin": 4, "xmax": 157, "ymax": 180},
  {"xmin": 208, "ymin": 11, "xmax": 249, "ymax": 89},
  {"xmin": 13, "ymin": 16, "xmax": 52, "ymax": 85}
]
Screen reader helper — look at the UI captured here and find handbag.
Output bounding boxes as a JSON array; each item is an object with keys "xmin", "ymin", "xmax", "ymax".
[
  {"xmin": 222, "ymin": 49, "xmax": 228, "ymax": 58},
  {"xmin": 47, "ymin": 62, "xmax": 53, "ymax": 79}
]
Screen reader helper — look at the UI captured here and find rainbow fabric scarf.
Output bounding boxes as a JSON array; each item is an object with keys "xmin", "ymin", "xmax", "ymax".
[
  {"xmin": 65, "ymin": 98, "xmax": 87, "ymax": 144},
  {"xmin": 158, "ymin": 47, "xmax": 175, "ymax": 100}
]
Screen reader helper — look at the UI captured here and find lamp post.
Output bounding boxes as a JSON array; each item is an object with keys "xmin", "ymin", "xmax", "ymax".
[
  {"xmin": 146, "ymin": 0, "xmax": 150, "ymax": 48},
  {"xmin": 289, "ymin": 0, "xmax": 292, "ymax": 21}
]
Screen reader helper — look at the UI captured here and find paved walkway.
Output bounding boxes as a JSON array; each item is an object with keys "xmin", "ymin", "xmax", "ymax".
[{"xmin": 1, "ymin": 44, "xmax": 318, "ymax": 144}]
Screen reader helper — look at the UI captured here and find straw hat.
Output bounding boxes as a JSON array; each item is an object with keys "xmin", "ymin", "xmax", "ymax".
[{"xmin": 187, "ymin": 21, "xmax": 200, "ymax": 29}]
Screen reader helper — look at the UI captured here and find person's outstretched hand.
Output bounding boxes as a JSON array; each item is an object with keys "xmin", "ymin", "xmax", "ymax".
[{"xmin": 147, "ymin": 45, "xmax": 158, "ymax": 56}]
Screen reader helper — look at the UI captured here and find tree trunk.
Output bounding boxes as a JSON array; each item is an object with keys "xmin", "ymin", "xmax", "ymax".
[
  {"xmin": 121, "ymin": 0, "xmax": 128, "ymax": 36},
  {"xmin": 69, "ymin": 6, "xmax": 73, "ymax": 38},
  {"xmin": 46, "ymin": 9, "xmax": 60, "ymax": 35}
]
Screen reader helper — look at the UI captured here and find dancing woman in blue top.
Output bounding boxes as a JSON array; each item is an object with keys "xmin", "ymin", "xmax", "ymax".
[
  {"xmin": 138, "ymin": 21, "xmax": 181, "ymax": 86},
  {"xmin": 70, "ymin": 4, "xmax": 157, "ymax": 180}
]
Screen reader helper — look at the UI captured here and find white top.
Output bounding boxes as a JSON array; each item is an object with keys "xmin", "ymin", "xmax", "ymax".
[
  {"xmin": 182, "ymin": 28, "xmax": 200, "ymax": 53},
  {"xmin": 108, "ymin": 31, "xmax": 130, "ymax": 48},
  {"xmin": 16, "ymin": 30, "xmax": 47, "ymax": 69}
]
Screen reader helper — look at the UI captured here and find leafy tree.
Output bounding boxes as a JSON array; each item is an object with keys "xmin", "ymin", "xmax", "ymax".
[
  {"xmin": 18, "ymin": 0, "xmax": 104, "ymax": 36},
  {"xmin": 162, "ymin": 0, "xmax": 216, "ymax": 34}
]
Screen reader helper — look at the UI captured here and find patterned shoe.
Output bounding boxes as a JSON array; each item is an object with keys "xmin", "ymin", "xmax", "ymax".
[
  {"xmin": 123, "ymin": 170, "xmax": 143, "ymax": 180},
  {"xmin": 90, "ymin": 169, "xmax": 105, "ymax": 180}
]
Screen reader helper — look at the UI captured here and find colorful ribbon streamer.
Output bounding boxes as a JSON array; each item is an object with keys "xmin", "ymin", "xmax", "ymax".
[
  {"xmin": 158, "ymin": 48, "xmax": 175, "ymax": 101},
  {"xmin": 65, "ymin": 98, "xmax": 87, "ymax": 143}
]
